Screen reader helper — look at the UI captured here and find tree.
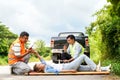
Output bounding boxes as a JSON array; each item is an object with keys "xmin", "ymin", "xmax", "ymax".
[
  {"xmin": 0, "ymin": 22, "xmax": 18, "ymax": 56},
  {"xmin": 34, "ymin": 40, "xmax": 51, "ymax": 57},
  {"xmin": 86, "ymin": 0, "xmax": 120, "ymax": 75},
  {"xmin": 86, "ymin": 0, "xmax": 120, "ymax": 59}
]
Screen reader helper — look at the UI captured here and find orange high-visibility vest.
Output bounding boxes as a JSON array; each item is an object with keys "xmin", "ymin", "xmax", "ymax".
[{"xmin": 8, "ymin": 38, "xmax": 26, "ymax": 65}]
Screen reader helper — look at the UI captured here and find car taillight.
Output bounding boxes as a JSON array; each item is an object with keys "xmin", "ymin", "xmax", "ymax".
[
  {"xmin": 50, "ymin": 39, "xmax": 54, "ymax": 48},
  {"xmin": 85, "ymin": 38, "xmax": 89, "ymax": 46}
]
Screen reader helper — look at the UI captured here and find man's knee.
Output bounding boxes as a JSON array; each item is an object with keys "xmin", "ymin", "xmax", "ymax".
[
  {"xmin": 79, "ymin": 54, "xmax": 86, "ymax": 58},
  {"xmin": 12, "ymin": 66, "xmax": 31, "ymax": 75},
  {"xmin": 11, "ymin": 62, "xmax": 31, "ymax": 75}
]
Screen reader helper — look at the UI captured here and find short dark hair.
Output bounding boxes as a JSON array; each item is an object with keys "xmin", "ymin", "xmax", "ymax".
[
  {"xmin": 20, "ymin": 31, "xmax": 29, "ymax": 37},
  {"xmin": 33, "ymin": 64, "xmax": 44, "ymax": 72},
  {"xmin": 33, "ymin": 64, "xmax": 39, "ymax": 72},
  {"xmin": 66, "ymin": 35, "xmax": 75, "ymax": 40}
]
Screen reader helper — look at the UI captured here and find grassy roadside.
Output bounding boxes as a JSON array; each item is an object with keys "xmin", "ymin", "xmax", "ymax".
[
  {"xmin": 29, "ymin": 55, "xmax": 51, "ymax": 62},
  {"xmin": 0, "ymin": 56, "xmax": 52, "ymax": 65},
  {"xmin": 102, "ymin": 59, "xmax": 120, "ymax": 76},
  {"xmin": 0, "ymin": 56, "xmax": 8, "ymax": 65}
]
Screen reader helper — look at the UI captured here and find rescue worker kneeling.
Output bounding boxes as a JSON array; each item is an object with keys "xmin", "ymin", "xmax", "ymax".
[{"xmin": 8, "ymin": 31, "xmax": 37, "ymax": 75}]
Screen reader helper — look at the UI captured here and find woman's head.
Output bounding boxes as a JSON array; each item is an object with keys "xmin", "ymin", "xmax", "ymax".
[{"xmin": 33, "ymin": 63, "xmax": 45, "ymax": 72}]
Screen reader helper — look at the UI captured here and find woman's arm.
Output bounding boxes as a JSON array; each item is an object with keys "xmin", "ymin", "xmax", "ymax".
[
  {"xmin": 34, "ymin": 51, "xmax": 42, "ymax": 59},
  {"xmin": 60, "ymin": 70, "xmax": 76, "ymax": 73},
  {"xmin": 34, "ymin": 52, "xmax": 47, "ymax": 64}
]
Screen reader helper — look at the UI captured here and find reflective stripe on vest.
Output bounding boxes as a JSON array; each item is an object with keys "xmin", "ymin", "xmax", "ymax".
[
  {"xmin": 8, "ymin": 38, "xmax": 26, "ymax": 65},
  {"xmin": 69, "ymin": 41, "xmax": 84, "ymax": 57}
]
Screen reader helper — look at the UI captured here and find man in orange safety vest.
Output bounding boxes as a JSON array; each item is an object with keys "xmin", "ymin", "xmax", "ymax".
[{"xmin": 8, "ymin": 31, "xmax": 36, "ymax": 75}]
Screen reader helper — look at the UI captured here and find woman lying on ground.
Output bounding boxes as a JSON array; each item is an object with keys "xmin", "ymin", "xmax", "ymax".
[{"xmin": 33, "ymin": 52, "xmax": 111, "ymax": 74}]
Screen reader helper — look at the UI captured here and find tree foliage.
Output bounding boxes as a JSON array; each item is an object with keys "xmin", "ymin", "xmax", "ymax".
[
  {"xmin": 0, "ymin": 22, "xmax": 18, "ymax": 56},
  {"xmin": 34, "ymin": 40, "xmax": 51, "ymax": 57},
  {"xmin": 86, "ymin": 0, "xmax": 120, "ymax": 59},
  {"xmin": 86, "ymin": 0, "xmax": 120, "ymax": 75}
]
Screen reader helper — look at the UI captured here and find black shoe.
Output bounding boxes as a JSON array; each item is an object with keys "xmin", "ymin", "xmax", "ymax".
[{"xmin": 11, "ymin": 67, "xmax": 16, "ymax": 75}]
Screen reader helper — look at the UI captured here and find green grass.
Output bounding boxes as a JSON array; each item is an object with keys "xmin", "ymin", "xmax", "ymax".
[
  {"xmin": 29, "ymin": 56, "xmax": 40, "ymax": 62},
  {"xmin": 91, "ymin": 57, "xmax": 120, "ymax": 76},
  {"xmin": 102, "ymin": 59, "xmax": 120, "ymax": 76},
  {"xmin": 90, "ymin": 51, "xmax": 120, "ymax": 76},
  {"xmin": 0, "ymin": 55, "xmax": 52, "ymax": 65},
  {"xmin": 0, "ymin": 56, "xmax": 8, "ymax": 65}
]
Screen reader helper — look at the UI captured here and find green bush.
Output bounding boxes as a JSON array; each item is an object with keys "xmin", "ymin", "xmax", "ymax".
[
  {"xmin": 86, "ymin": 0, "xmax": 120, "ymax": 76},
  {"xmin": 0, "ymin": 56, "xmax": 8, "ymax": 65}
]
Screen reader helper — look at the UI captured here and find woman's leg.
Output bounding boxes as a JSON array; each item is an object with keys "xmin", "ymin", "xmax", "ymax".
[
  {"xmin": 77, "ymin": 65, "xmax": 111, "ymax": 71},
  {"xmin": 63, "ymin": 54, "xmax": 96, "ymax": 70},
  {"xmin": 101, "ymin": 64, "xmax": 111, "ymax": 71},
  {"xmin": 78, "ymin": 65, "xmax": 91, "ymax": 71}
]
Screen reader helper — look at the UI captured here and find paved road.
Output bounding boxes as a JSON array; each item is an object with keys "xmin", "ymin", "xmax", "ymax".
[
  {"xmin": 0, "ymin": 61, "xmax": 117, "ymax": 80},
  {"xmin": 0, "ymin": 74, "xmax": 108, "ymax": 80}
]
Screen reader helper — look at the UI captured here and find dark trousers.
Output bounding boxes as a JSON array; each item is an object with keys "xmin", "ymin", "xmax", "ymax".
[{"xmin": 61, "ymin": 52, "xmax": 72, "ymax": 60}]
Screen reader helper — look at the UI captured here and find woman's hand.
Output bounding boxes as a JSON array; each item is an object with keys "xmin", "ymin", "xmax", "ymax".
[
  {"xmin": 27, "ymin": 48, "xmax": 42, "ymax": 59},
  {"xmin": 26, "ymin": 48, "xmax": 33, "ymax": 54}
]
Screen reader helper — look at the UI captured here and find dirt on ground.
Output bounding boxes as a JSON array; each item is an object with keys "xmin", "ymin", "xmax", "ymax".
[{"xmin": 103, "ymin": 75, "xmax": 120, "ymax": 80}]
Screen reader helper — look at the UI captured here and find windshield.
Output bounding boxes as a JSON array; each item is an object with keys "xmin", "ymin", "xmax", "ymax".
[{"xmin": 59, "ymin": 32, "xmax": 84, "ymax": 37}]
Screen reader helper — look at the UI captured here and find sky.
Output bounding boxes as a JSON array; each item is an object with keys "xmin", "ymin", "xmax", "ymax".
[{"xmin": 0, "ymin": 0, "xmax": 107, "ymax": 46}]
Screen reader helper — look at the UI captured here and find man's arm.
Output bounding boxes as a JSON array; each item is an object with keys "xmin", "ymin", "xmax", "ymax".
[
  {"xmin": 65, "ymin": 45, "xmax": 74, "ymax": 62},
  {"xmin": 12, "ymin": 43, "xmax": 33, "ymax": 58},
  {"xmin": 18, "ymin": 49, "xmax": 33, "ymax": 58},
  {"xmin": 63, "ymin": 57, "xmax": 74, "ymax": 63}
]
